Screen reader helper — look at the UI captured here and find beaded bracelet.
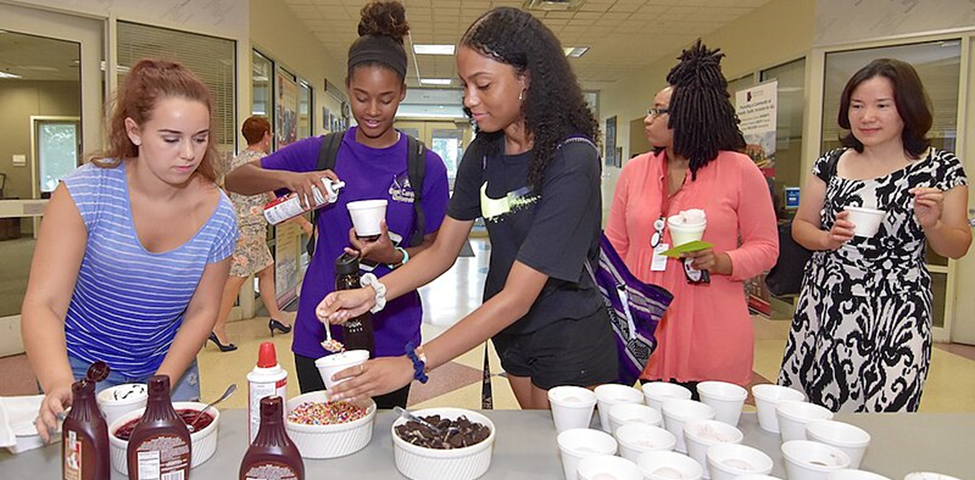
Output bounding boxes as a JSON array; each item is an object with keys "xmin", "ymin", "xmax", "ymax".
[{"xmin": 404, "ymin": 342, "xmax": 428, "ymax": 384}]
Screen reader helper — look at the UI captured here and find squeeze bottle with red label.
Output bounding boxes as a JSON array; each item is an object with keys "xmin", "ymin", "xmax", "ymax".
[
  {"xmin": 239, "ymin": 396, "xmax": 304, "ymax": 480},
  {"xmin": 126, "ymin": 375, "xmax": 191, "ymax": 480},
  {"xmin": 62, "ymin": 378, "xmax": 110, "ymax": 480},
  {"xmin": 247, "ymin": 342, "xmax": 288, "ymax": 443}
]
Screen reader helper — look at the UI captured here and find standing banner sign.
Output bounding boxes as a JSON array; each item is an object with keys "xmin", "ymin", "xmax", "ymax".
[{"xmin": 736, "ymin": 81, "xmax": 778, "ymax": 316}]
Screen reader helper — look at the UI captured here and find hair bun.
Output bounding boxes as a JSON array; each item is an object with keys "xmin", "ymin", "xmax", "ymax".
[{"xmin": 358, "ymin": 1, "xmax": 409, "ymax": 44}]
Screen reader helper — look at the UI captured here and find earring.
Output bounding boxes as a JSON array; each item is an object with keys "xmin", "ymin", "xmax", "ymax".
[
  {"xmin": 518, "ymin": 90, "xmax": 525, "ymax": 101},
  {"xmin": 133, "ymin": 138, "xmax": 141, "ymax": 146}
]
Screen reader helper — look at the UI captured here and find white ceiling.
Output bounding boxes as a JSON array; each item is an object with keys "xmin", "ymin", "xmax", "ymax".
[
  {"xmin": 0, "ymin": 29, "xmax": 81, "ymax": 81},
  {"xmin": 283, "ymin": 0, "xmax": 775, "ymax": 90}
]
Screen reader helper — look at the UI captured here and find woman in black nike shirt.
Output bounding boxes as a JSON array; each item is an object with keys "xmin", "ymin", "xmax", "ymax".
[{"xmin": 316, "ymin": 7, "xmax": 617, "ymax": 409}]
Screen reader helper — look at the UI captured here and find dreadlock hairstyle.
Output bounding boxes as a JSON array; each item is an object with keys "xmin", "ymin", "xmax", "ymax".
[
  {"xmin": 461, "ymin": 7, "xmax": 599, "ymax": 190},
  {"xmin": 666, "ymin": 39, "xmax": 745, "ymax": 180}
]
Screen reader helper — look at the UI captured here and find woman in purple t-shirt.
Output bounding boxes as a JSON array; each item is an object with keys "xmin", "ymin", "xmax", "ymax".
[{"xmin": 225, "ymin": 1, "xmax": 448, "ymax": 409}]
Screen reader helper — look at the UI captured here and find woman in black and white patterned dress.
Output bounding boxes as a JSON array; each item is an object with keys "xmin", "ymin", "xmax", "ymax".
[{"xmin": 778, "ymin": 59, "xmax": 971, "ymax": 412}]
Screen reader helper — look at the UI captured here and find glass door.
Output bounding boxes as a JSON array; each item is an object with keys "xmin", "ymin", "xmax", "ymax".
[
  {"xmin": 0, "ymin": 3, "xmax": 103, "ymax": 357},
  {"xmin": 395, "ymin": 120, "xmax": 472, "ymax": 190}
]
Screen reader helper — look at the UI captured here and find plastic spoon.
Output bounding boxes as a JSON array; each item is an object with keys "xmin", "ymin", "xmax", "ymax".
[
  {"xmin": 187, "ymin": 383, "xmax": 236, "ymax": 432},
  {"xmin": 393, "ymin": 406, "xmax": 444, "ymax": 435},
  {"xmin": 321, "ymin": 326, "xmax": 345, "ymax": 353}
]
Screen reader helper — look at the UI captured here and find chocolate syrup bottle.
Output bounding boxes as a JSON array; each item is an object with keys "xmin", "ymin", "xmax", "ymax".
[
  {"xmin": 62, "ymin": 379, "xmax": 110, "ymax": 480},
  {"xmin": 335, "ymin": 252, "xmax": 375, "ymax": 355},
  {"xmin": 126, "ymin": 375, "xmax": 191, "ymax": 480},
  {"xmin": 239, "ymin": 396, "xmax": 304, "ymax": 480}
]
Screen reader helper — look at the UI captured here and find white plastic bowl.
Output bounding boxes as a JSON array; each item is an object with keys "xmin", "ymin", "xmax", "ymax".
[
  {"xmin": 696, "ymin": 381, "xmax": 748, "ymax": 427},
  {"xmin": 642, "ymin": 382, "xmax": 693, "ymax": 412},
  {"xmin": 286, "ymin": 390, "xmax": 376, "ymax": 459},
  {"xmin": 108, "ymin": 401, "xmax": 219, "ymax": 474},
  {"xmin": 661, "ymin": 399, "xmax": 715, "ymax": 453},
  {"xmin": 828, "ymin": 469, "xmax": 892, "ymax": 480},
  {"xmin": 392, "ymin": 407, "xmax": 496, "ymax": 480},
  {"xmin": 683, "ymin": 420, "xmax": 743, "ymax": 479},
  {"xmin": 614, "ymin": 423, "xmax": 676, "ymax": 463},
  {"xmin": 782, "ymin": 440, "xmax": 851, "ymax": 480},
  {"xmin": 844, "ymin": 206, "xmax": 886, "ymax": 237},
  {"xmin": 776, "ymin": 400, "xmax": 834, "ymax": 442},
  {"xmin": 706, "ymin": 443, "xmax": 774, "ymax": 480},
  {"xmin": 609, "ymin": 402, "xmax": 662, "ymax": 435},
  {"xmin": 577, "ymin": 455, "xmax": 643, "ymax": 480},
  {"xmin": 751, "ymin": 384, "xmax": 806, "ymax": 433},
  {"xmin": 637, "ymin": 450, "xmax": 704, "ymax": 480},
  {"xmin": 594, "ymin": 384, "xmax": 644, "ymax": 433},
  {"xmin": 805, "ymin": 420, "xmax": 871, "ymax": 469}
]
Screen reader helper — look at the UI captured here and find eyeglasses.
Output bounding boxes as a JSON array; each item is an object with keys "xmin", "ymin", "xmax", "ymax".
[{"xmin": 647, "ymin": 107, "xmax": 670, "ymax": 118}]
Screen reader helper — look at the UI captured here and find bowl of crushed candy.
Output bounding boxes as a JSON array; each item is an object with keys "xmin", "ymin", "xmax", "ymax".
[
  {"xmin": 108, "ymin": 401, "xmax": 219, "ymax": 474},
  {"xmin": 285, "ymin": 390, "xmax": 376, "ymax": 459},
  {"xmin": 391, "ymin": 407, "xmax": 496, "ymax": 480}
]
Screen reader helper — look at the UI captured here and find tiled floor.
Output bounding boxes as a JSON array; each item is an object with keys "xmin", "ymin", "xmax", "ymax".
[{"xmin": 5, "ymin": 237, "xmax": 975, "ymax": 414}]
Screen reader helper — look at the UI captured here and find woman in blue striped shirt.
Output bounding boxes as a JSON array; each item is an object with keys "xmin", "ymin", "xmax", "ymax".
[{"xmin": 23, "ymin": 59, "xmax": 239, "ymax": 441}]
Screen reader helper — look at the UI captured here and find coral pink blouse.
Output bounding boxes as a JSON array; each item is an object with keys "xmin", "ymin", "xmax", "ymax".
[{"xmin": 606, "ymin": 150, "xmax": 778, "ymax": 385}]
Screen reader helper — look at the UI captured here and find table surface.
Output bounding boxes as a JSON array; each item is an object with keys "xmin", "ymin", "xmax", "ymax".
[{"xmin": 2, "ymin": 410, "xmax": 973, "ymax": 479}]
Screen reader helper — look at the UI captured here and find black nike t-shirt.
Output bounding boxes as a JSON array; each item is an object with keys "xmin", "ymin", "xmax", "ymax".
[{"xmin": 447, "ymin": 135, "xmax": 603, "ymax": 335}]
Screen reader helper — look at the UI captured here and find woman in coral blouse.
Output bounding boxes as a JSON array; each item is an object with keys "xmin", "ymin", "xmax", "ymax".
[{"xmin": 606, "ymin": 41, "xmax": 778, "ymax": 393}]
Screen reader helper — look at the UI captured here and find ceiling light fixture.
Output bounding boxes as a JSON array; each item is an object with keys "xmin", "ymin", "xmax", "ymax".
[
  {"xmin": 419, "ymin": 78, "xmax": 452, "ymax": 86},
  {"xmin": 524, "ymin": 0, "xmax": 586, "ymax": 11},
  {"xmin": 413, "ymin": 44, "xmax": 455, "ymax": 55},
  {"xmin": 563, "ymin": 46, "xmax": 590, "ymax": 58},
  {"xmin": 0, "ymin": 71, "xmax": 23, "ymax": 79}
]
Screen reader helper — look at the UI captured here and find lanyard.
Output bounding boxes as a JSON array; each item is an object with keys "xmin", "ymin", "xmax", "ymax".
[{"xmin": 650, "ymin": 164, "xmax": 675, "ymax": 249}]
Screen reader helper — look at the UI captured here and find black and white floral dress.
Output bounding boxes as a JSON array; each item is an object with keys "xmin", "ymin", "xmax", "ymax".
[{"xmin": 778, "ymin": 147, "xmax": 967, "ymax": 412}]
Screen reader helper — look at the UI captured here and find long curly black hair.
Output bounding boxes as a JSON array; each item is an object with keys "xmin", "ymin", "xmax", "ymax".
[
  {"xmin": 461, "ymin": 7, "xmax": 599, "ymax": 190},
  {"xmin": 666, "ymin": 39, "xmax": 745, "ymax": 179}
]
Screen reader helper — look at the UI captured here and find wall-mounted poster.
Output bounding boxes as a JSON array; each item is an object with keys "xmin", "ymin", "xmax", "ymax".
[
  {"xmin": 605, "ymin": 116, "xmax": 617, "ymax": 167},
  {"xmin": 276, "ymin": 68, "xmax": 298, "ymax": 148},
  {"xmin": 322, "ymin": 107, "xmax": 331, "ymax": 131}
]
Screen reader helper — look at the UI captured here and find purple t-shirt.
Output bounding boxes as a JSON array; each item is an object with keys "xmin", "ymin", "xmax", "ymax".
[{"xmin": 261, "ymin": 128, "xmax": 449, "ymax": 359}]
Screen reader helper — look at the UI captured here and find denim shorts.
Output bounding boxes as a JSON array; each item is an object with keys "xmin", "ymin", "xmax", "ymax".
[{"xmin": 67, "ymin": 355, "xmax": 201, "ymax": 401}]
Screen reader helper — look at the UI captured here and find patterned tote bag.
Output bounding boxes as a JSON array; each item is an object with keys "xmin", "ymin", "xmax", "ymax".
[{"xmin": 587, "ymin": 233, "xmax": 674, "ymax": 386}]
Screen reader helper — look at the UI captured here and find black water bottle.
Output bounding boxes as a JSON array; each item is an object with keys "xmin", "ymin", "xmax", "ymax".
[{"xmin": 335, "ymin": 252, "xmax": 375, "ymax": 356}]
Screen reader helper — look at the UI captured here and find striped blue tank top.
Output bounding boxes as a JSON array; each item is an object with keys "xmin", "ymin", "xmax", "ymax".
[{"xmin": 62, "ymin": 161, "xmax": 238, "ymax": 378}]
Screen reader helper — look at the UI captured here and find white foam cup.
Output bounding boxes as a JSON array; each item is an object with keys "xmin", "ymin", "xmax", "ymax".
[
  {"xmin": 667, "ymin": 216, "xmax": 706, "ymax": 247},
  {"xmin": 661, "ymin": 399, "xmax": 715, "ymax": 453},
  {"xmin": 608, "ymin": 403, "xmax": 662, "ymax": 435},
  {"xmin": 904, "ymin": 473, "xmax": 964, "ymax": 480},
  {"xmin": 614, "ymin": 423, "xmax": 676, "ymax": 463},
  {"xmin": 776, "ymin": 400, "xmax": 834, "ymax": 442},
  {"xmin": 828, "ymin": 470, "xmax": 893, "ymax": 480},
  {"xmin": 781, "ymin": 440, "xmax": 851, "ymax": 480},
  {"xmin": 804, "ymin": 420, "xmax": 871, "ymax": 469},
  {"xmin": 683, "ymin": 420, "xmax": 743, "ymax": 479},
  {"xmin": 637, "ymin": 450, "xmax": 704, "ymax": 480},
  {"xmin": 594, "ymin": 384, "xmax": 643, "ymax": 433},
  {"xmin": 347, "ymin": 199, "xmax": 388, "ymax": 237},
  {"xmin": 844, "ymin": 206, "xmax": 886, "ymax": 238},
  {"xmin": 642, "ymin": 382, "xmax": 693, "ymax": 413},
  {"xmin": 557, "ymin": 428, "xmax": 618, "ymax": 480},
  {"xmin": 751, "ymin": 384, "xmax": 806, "ymax": 433},
  {"xmin": 549, "ymin": 386, "xmax": 599, "ymax": 434},
  {"xmin": 314, "ymin": 349, "xmax": 370, "ymax": 390},
  {"xmin": 577, "ymin": 455, "xmax": 643, "ymax": 480},
  {"xmin": 706, "ymin": 443, "xmax": 774, "ymax": 480},
  {"xmin": 696, "ymin": 381, "xmax": 748, "ymax": 427},
  {"xmin": 96, "ymin": 384, "xmax": 148, "ymax": 428}
]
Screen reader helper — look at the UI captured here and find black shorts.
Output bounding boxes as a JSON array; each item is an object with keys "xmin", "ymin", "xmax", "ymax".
[{"xmin": 491, "ymin": 307, "xmax": 619, "ymax": 390}]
